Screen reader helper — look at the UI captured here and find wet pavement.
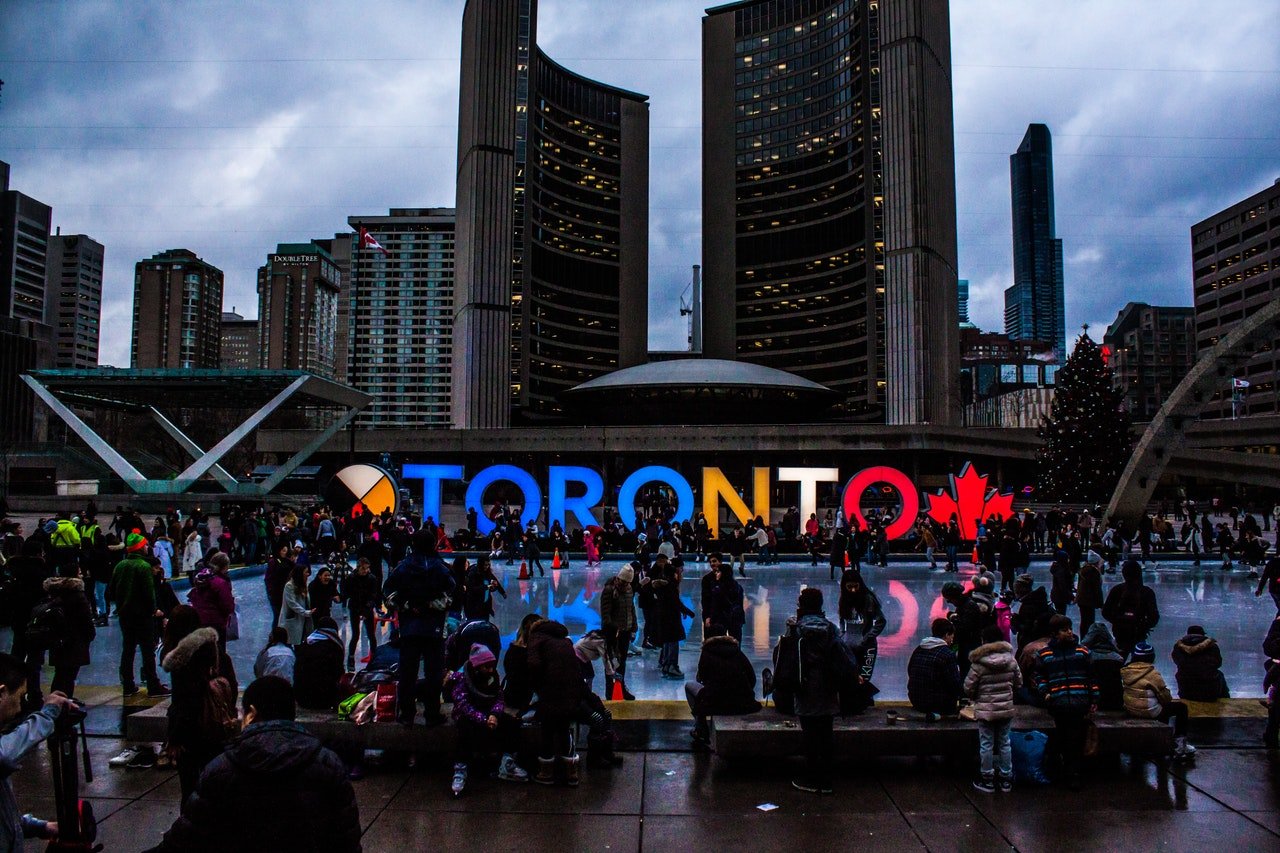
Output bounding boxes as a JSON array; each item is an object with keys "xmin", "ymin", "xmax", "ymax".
[{"xmin": 5, "ymin": 555, "xmax": 1274, "ymax": 708}]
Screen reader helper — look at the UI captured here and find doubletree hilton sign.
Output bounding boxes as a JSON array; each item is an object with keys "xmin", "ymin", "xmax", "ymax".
[{"xmin": 401, "ymin": 462, "xmax": 1016, "ymax": 540}]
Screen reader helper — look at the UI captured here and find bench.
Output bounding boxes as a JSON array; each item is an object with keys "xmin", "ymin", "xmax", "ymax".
[{"xmin": 709, "ymin": 706, "xmax": 1175, "ymax": 759}]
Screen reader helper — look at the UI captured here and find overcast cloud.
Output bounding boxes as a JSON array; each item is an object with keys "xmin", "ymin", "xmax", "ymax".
[{"xmin": 1, "ymin": 0, "xmax": 1277, "ymax": 367}]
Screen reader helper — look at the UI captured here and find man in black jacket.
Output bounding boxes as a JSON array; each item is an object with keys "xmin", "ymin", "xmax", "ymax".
[
  {"xmin": 686, "ymin": 625, "xmax": 760, "ymax": 746},
  {"xmin": 340, "ymin": 557, "xmax": 381, "ymax": 670},
  {"xmin": 145, "ymin": 676, "xmax": 361, "ymax": 853},
  {"xmin": 907, "ymin": 618, "xmax": 964, "ymax": 719},
  {"xmin": 383, "ymin": 533, "xmax": 455, "ymax": 727}
]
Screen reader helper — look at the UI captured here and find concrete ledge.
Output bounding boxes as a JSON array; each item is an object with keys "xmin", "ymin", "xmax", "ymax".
[{"xmin": 710, "ymin": 707, "xmax": 1175, "ymax": 759}]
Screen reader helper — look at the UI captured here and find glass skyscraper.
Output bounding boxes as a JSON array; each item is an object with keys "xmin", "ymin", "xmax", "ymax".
[{"xmin": 1004, "ymin": 123, "xmax": 1066, "ymax": 358}]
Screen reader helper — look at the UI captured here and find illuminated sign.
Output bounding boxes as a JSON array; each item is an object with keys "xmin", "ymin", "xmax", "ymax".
[{"xmin": 401, "ymin": 462, "xmax": 1016, "ymax": 540}]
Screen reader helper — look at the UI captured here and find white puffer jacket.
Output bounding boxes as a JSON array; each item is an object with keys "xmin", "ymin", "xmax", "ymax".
[{"xmin": 963, "ymin": 641, "xmax": 1022, "ymax": 721}]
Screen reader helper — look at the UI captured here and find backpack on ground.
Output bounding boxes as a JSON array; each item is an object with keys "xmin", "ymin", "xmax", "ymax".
[{"xmin": 26, "ymin": 597, "xmax": 71, "ymax": 651}]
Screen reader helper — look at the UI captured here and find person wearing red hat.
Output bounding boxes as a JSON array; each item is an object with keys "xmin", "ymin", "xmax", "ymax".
[{"xmin": 109, "ymin": 532, "xmax": 170, "ymax": 696}]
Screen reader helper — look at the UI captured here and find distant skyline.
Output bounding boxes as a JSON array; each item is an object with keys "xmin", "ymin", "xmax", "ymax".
[{"xmin": 1, "ymin": 0, "xmax": 1277, "ymax": 368}]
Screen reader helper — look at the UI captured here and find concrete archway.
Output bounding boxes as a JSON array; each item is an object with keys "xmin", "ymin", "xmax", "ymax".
[{"xmin": 1106, "ymin": 298, "xmax": 1280, "ymax": 524}]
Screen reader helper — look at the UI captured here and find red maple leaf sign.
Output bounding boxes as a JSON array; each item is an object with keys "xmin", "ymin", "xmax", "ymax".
[{"xmin": 925, "ymin": 462, "xmax": 1016, "ymax": 541}]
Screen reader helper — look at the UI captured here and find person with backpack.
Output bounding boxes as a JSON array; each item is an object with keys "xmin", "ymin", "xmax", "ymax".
[
  {"xmin": 1102, "ymin": 559, "xmax": 1160, "ymax": 658},
  {"xmin": 293, "ymin": 617, "xmax": 345, "ymax": 711},
  {"xmin": 771, "ymin": 587, "xmax": 856, "ymax": 794},
  {"xmin": 161, "ymin": 606, "xmax": 238, "ymax": 805},
  {"xmin": 110, "ymin": 533, "xmax": 169, "ymax": 698},
  {"xmin": 383, "ymin": 532, "xmax": 455, "ymax": 727},
  {"xmin": 34, "ymin": 575, "xmax": 96, "ymax": 701}
]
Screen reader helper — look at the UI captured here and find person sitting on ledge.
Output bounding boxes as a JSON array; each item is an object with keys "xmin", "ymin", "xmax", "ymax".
[
  {"xmin": 1080, "ymin": 622, "xmax": 1125, "ymax": 711},
  {"xmin": 686, "ymin": 623, "xmax": 760, "ymax": 749},
  {"xmin": 447, "ymin": 643, "xmax": 528, "ymax": 797},
  {"xmin": 293, "ymin": 617, "xmax": 345, "ymax": 711},
  {"xmin": 1171, "ymin": 624, "xmax": 1230, "ymax": 702},
  {"xmin": 1122, "ymin": 642, "xmax": 1196, "ymax": 761},
  {"xmin": 907, "ymin": 618, "xmax": 963, "ymax": 720}
]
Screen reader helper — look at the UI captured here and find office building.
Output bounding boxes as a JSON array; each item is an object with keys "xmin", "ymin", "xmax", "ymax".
[
  {"xmin": 958, "ymin": 279, "xmax": 976, "ymax": 328},
  {"xmin": 131, "ymin": 249, "xmax": 224, "ymax": 369},
  {"xmin": 1103, "ymin": 302, "xmax": 1196, "ymax": 421},
  {"xmin": 1191, "ymin": 179, "xmax": 1280, "ymax": 418},
  {"xmin": 348, "ymin": 209, "xmax": 455, "ymax": 428},
  {"xmin": 0, "ymin": 317, "xmax": 52, "ymax": 443},
  {"xmin": 45, "ymin": 232, "xmax": 104, "ymax": 369},
  {"xmin": 453, "ymin": 0, "xmax": 650, "ymax": 427},
  {"xmin": 0, "ymin": 161, "xmax": 53, "ymax": 325},
  {"xmin": 702, "ymin": 0, "xmax": 959, "ymax": 424},
  {"xmin": 256, "ymin": 243, "xmax": 341, "ymax": 377},
  {"xmin": 313, "ymin": 233, "xmax": 352, "ymax": 384},
  {"xmin": 219, "ymin": 309, "xmax": 259, "ymax": 371},
  {"xmin": 1004, "ymin": 123, "xmax": 1066, "ymax": 358}
]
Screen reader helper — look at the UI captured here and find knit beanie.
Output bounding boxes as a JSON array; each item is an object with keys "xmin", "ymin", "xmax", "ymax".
[
  {"xmin": 1130, "ymin": 642, "xmax": 1155, "ymax": 663},
  {"xmin": 126, "ymin": 532, "xmax": 148, "ymax": 553},
  {"xmin": 468, "ymin": 643, "xmax": 496, "ymax": 668},
  {"xmin": 617, "ymin": 565, "xmax": 635, "ymax": 584}
]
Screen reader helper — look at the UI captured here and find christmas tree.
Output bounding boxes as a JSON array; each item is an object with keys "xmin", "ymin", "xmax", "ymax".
[{"xmin": 1036, "ymin": 329, "xmax": 1133, "ymax": 504}]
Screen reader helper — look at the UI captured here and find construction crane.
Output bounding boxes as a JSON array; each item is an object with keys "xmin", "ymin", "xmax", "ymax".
[{"xmin": 679, "ymin": 265, "xmax": 702, "ymax": 353}]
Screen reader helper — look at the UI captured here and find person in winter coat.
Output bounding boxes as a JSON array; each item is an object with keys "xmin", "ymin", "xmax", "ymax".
[
  {"xmin": 153, "ymin": 534, "xmax": 175, "ymax": 578},
  {"xmin": 463, "ymin": 557, "xmax": 505, "ymax": 623},
  {"xmin": 1102, "ymin": 559, "xmax": 1160, "ymax": 658},
  {"xmin": 188, "ymin": 553, "xmax": 235, "ymax": 648},
  {"xmin": 838, "ymin": 568, "xmax": 887, "ymax": 711},
  {"xmin": 942, "ymin": 581, "xmax": 993, "ymax": 678},
  {"xmin": 263, "ymin": 543, "xmax": 295, "ymax": 634},
  {"xmin": 686, "ymin": 625, "xmax": 759, "ymax": 746},
  {"xmin": 1076, "ymin": 555, "xmax": 1105, "ymax": 632},
  {"xmin": 599, "ymin": 564, "xmax": 637, "ymax": 697},
  {"xmin": 1032, "ymin": 615, "xmax": 1099, "ymax": 789},
  {"xmin": 527, "ymin": 619, "xmax": 587, "ymax": 785},
  {"xmin": 5, "ymin": 539, "xmax": 50, "ymax": 710},
  {"xmin": 771, "ymin": 587, "xmax": 854, "ymax": 794},
  {"xmin": 964, "ymin": 625, "xmax": 1023, "ymax": 793},
  {"xmin": 293, "ymin": 618, "xmax": 346, "ymax": 710},
  {"xmin": 41, "ymin": 576, "xmax": 96, "ymax": 699},
  {"xmin": 254, "ymin": 627, "xmax": 295, "ymax": 684},
  {"xmin": 570, "ymin": 634, "xmax": 625, "ymax": 770},
  {"xmin": 161, "ymin": 606, "xmax": 238, "ymax": 805},
  {"xmin": 1010, "ymin": 574, "xmax": 1053, "ymax": 656},
  {"xmin": 1080, "ymin": 622, "xmax": 1125, "ymax": 711},
  {"xmin": 340, "ymin": 557, "xmax": 381, "ymax": 670},
  {"xmin": 278, "ymin": 564, "xmax": 315, "ymax": 646},
  {"xmin": 181, "ymin": 530, "xmax": 202, "ymax": 577},
  {"xmin": 447, "ymin": 644, "xmax": 528, "ymax": 796},
  {"xmin": 501, "ymin": 614, "xmax": 542, "ymax": 714},
  {"xmin": 307, "ymin": 567, "xmax": 340, "ymax": 623},
  {"xmin": 382, "ymin": 532, "xmax": 455, "ymax": 727},
  {"xmin": 111, "ymin": 533, "xmax": 169, "ymax": 697},
  {"xmin": 700, "ymin": 557, "xmax": 746, "ymax": 644},
  {"xmin": 1049, "ymin": 557, "xmax": 1075, "ymax": 615},
  {"xmin": 1122, "ymin": 643, "xmax": 1196, "ymax": 760},
  {"xmin": 1171, "ymin": 625, "xmax": 1229, "ymax": 701},
  {"xmin": 651, "ymin": 560, "xmax": 696, "ymax": 679},
  {"xmin": 908, "ymin": 618, "xmax": 964, "ymax": 718},
  {"xmin": 144, "ymin": 675, "xmax": 361, "ymax": 853},
  {"xmin": 0, "ymin": 655, "xmax": 79, "ymax": 852}
]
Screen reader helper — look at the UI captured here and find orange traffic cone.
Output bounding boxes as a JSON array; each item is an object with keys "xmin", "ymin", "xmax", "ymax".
[
  {"xmin": 552, "ymin": 549, "xmax": 561, "ymax": 569},
  {"xmin": 610, "ymin": 678, "xmax": 625, "ymax": 701},
  {"xmin": 518, "ymin": 560, "xmax": 530, "ymax": 580}
]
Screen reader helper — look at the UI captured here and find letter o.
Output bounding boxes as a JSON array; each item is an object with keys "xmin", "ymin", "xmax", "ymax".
[
  {"xmin": 616, "ymin": 466, "xmax": 695, "ymax": 528},
  {"xmin": 841, "ymin": 466, "xmax": 919, "ymax": 541},
  {"xmin": 465, "ymin": 465, "xmax": 543, "ymax": 536}
]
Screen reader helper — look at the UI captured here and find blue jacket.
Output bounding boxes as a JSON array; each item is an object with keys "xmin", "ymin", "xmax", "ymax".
[
  {"xmin": 1, "ymin": 703, "xmax": 61, "ymax": 852},
  {"xmin": 383, "ymin": 553, "xmax": 455, "ymax": 638}
]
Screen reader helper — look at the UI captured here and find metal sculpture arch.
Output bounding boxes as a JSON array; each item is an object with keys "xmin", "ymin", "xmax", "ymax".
[{"xmin": 1106, "ymin": 298, "xmax": 1280, "ymax": 524}]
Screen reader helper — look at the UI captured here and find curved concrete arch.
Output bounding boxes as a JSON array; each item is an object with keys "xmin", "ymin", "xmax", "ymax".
[{"xmin": 1106, "ymin": 298, "xmax": 1280, "ymax": 524}]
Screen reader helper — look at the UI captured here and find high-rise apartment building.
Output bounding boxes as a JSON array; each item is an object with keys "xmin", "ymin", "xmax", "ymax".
[
  {"xmin": 1004, "ymin": 123, "xmax": 1066, "ymax": 358},
  {"xmin": 219, "ymin": 309, "xmax": 259, "ymax": 371},
  {"xmin": 45, "ymin": 232, "xmax": 104, "ymax": 369},
  {"xmin": 958, "ymin": 279, "xmax": 976, "ymax": 328},
  {"xmin": 1191, "ymin": 179, "xmax": 1280, "ymax": 418},
  {"xmin": 0, "ymin": 161, "xmax": 53, "ymax": 325},
  {"xmin": 348, "ymin": 209, "xmax": 456, "ymax": 428},
  {"xmin": 256, "ymin": 243, "xmax": 340, "ymax": 377},
  {"xmin": 702, "ymin": 0, "xmax": 958, "ymax": 424},
  {"xmin": 131, "ymin": 249, "xmax": 224, "ymax": 369},
  {"xmin": 313, "ymin": 233, "xmax": 352, "ymax": 384},
  {"xmin": 453, "ymin": 0, "xmax": 650, "ymax": 427},
  {"xmin": 1102, "ymin": 302, "xmax": 1196, "ymax": 421}
]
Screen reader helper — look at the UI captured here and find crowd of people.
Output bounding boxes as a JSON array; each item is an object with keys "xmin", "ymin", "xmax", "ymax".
[{"xmin": 1, "ymin": 494, "xmax": 1278, "ymax": 849}]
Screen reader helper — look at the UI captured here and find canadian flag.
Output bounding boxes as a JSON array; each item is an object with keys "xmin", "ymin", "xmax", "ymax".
[
  {"xmin": 1232, "ymin": 378, "xmax": 1251, "ymax": 390},
  {"xmin": 358, "ymin": 226, "xmax": 388, "ymax": 256}
]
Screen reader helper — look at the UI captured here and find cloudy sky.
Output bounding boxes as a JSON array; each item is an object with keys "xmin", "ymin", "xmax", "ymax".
[{"xmin": 2, "ymin": 0, "xmax": 1277, "ymax": 367}]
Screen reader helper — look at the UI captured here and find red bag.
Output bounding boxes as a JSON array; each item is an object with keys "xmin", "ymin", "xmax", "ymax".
[{"xmin": 375, "ymin": 683, "xmax": 397, "ymax": 722}]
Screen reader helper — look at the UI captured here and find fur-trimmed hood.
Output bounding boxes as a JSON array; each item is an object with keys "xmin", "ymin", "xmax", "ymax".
[
  {"xmin": 162, "ymin": 626, "xmax": 219, "ymax": 672},
  {"xmin": 968, "ymin": 640, "xmax": 1014, "ymax": 666},
  {"xmin": 43, "ymin": 575, "xmax": 84, "ymax": 594},
  {"xmin": 1175, "ymin": 634, "xmax": 1217, "ymax": 656}
]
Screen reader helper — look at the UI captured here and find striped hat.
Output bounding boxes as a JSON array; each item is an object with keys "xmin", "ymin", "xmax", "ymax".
[{"xmin": 126, "ymin": 532, "xmax": 148, "ymax": 553}]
